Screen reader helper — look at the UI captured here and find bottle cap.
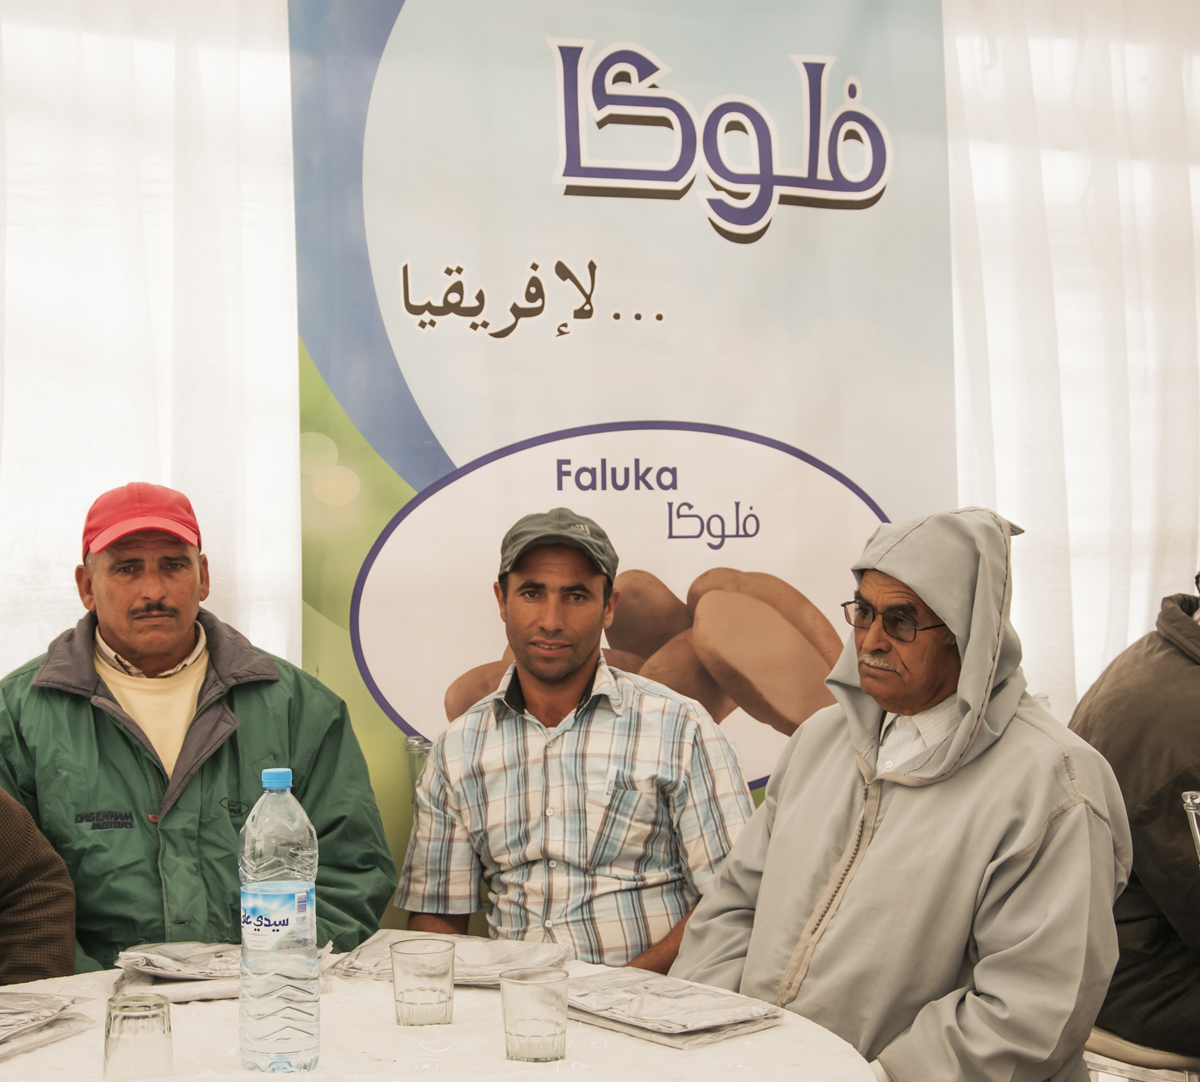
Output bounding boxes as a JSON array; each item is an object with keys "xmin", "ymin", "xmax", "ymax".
[{"xmin": 262, "ymin": 767, "xmax": 292, "ymax": 789}]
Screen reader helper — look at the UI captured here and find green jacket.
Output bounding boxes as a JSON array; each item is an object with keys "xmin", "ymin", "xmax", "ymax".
[{"xmin": 0, "ymin": 610, "xmax": 397, "ymax": 970}]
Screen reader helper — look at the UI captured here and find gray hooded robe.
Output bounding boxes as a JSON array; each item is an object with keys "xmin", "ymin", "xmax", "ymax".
[{"xmin": 671, "ymin": 509, "xmax": 1132, "ymax": 1082}]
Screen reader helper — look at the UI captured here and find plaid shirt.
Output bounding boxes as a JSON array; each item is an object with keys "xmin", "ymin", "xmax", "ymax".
[{"xmin": 396, "ymin": 658, "xmax": 753, "ymax": 965}]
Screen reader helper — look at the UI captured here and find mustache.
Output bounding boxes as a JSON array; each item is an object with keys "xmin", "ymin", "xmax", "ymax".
[
  {"xmin": 857, "ymin": 650, "xmax": 897, "ymax": 672},
  {"xmin": 129, "ymin": 600, "xmax": 180, "ymax": 618}
]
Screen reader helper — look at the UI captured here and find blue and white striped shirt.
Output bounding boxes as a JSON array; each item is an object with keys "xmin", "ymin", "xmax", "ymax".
[{"xmin": 396, "ymin": 657, "xmax": 754, "ymax": 965}]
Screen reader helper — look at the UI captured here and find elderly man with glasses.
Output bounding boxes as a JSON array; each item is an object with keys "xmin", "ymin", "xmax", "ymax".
[{"xmin": 672, "ymin": 508, "xmax": 1132, "ymax": 1082}]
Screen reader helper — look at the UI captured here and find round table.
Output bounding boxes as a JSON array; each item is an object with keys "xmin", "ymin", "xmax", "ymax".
[{"xmin": 5, "ymin": 966, "xmax": 874, "ymax": 1082}]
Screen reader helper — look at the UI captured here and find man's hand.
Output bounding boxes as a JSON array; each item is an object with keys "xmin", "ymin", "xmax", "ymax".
[
  {"xmin": 625, "ymin": 908, "xmax": 695, "ymax": 974},
  {"xmin": 407, "ymin": 912, "xmax": 470, "ymax": 935}
]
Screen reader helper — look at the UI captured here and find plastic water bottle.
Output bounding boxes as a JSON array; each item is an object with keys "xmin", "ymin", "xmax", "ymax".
[{"xmin": 239, "ymin": 767, "xmax": 320, "ymax": 1072}]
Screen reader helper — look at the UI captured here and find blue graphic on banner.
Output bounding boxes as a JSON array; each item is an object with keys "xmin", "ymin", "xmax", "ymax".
[{"xmin": 289, "ymin": 0, "xmax": 452, "ymax": 490}]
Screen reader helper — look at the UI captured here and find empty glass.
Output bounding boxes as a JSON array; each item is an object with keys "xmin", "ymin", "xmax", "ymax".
[
  {"xmin": 406, "ymin": 736, "xmax": 433, "ymax": 797},
  {"xmin": 499, "ymin": 967, "xmax": 568, "ymax": 1062},
  {"xmin": 1183, "ymin": 791, "xmax": 1200, "ymax": 865},
  {"xmin": 390, "ymin": 939, "xmax": 454, "ymax": 1025},
  {"xmin": 103, "ymin": 994, "xmax": 172, "ymax": 1080}
]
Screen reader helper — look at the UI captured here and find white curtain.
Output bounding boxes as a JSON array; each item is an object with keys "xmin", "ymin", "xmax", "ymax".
[
  {"xmin": 0, "ymin": 0, "xmax": 300, "ymax": 675},
  {"xmin": 0, "ymin": 0, "xmax": 1195, "ymax": 719},
  {"xmin": 945, "ymin": 0, "xmax": 1200, "ymax": 716}
]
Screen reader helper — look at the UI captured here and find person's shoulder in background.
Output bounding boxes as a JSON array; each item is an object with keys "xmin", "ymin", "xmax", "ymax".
[
  {"xmin": 0, "ymin": 786, "xmax": 75, "ymax": 984},
  {"xmin": 1071, "ymin": 593, "xmax": 1200, "ymax": 811}
]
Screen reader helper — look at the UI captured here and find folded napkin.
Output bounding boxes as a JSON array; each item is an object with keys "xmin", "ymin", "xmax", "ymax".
[
  {"xmin": 0, "ymin": 993, "xmax": 92, "ymax": 1063},
  {"xmin": 566, "ymin": 969, "xmax": 783, "ymax": 1048},
  {"xmin": 332, "ymin": 929, "xmax": 572, "ymax": 986},
  {"xmin": 115, "ymin": 942, "xmax": 334, "ymax": 1002},
  {"xmin": 115, "ymin": 942, "xmax": 239, "ymax": 981}
]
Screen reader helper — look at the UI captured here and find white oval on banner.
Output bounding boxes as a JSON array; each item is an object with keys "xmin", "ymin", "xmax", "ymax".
[{"xmin": 354, "ymin": 424, "xmax": 883, "ymax": 786}]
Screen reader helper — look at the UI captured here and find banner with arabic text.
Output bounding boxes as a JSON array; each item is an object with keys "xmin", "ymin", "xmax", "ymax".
[{"xmin": 289, "ymin": 0, "xmax": 954, "ymax": 873}]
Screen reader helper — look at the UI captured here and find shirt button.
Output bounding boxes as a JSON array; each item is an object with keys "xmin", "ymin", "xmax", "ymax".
[
  {"xmin": 549, "ymin": 860, "xmax": 558, "ymax": 868},
  {"xmin": 884, "ymin": 761, "xmax": 894, "ymax": 770},
  {"xmin": 545, "ymin": 919, "xmax": 554, "ymax": 928},
  {"xmin": 545, "ymin": 808, "xmax": 555, "ymax": 816}
]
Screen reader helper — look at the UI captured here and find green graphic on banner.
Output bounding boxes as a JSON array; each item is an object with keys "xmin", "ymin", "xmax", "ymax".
[{"xmin": 299, "ymin": 340, "xmax": 415, "ymax": 892}]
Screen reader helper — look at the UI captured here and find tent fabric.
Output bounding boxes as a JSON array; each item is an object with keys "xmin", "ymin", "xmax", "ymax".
[
  {"xmin": 944, "ymin": 0, "xmax": 1200, "ymax": 713},
  {"xmin": 0, "ymin": 0, "xmax": 1194, "ymax": 719},
  {"xmin": 0, "ymin": 0, "xmax": 301, "ymax": 674}
]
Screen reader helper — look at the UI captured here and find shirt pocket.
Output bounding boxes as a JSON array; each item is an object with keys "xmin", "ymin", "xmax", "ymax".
[{"xmin": 583, "ymin": 784, "xmax": 659, "ymax": 874}]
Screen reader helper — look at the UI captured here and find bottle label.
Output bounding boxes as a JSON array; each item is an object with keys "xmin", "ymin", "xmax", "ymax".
[{"xmin": 240, "ymin": 887, "xmax": 316, "ymax": 949}]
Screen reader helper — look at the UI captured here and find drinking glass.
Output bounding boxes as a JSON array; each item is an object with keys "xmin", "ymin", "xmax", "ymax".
[
  {"xmin": 406, "ymin": 736, "xmax": 432, "ymax": 795},
  {"xmin": 1183, "ymin": 791, "xmax": 1200, "ymax": 864},
  {"xmin": 103, "ymin": 994, "xmax": 172, "ymax": 1080},
  {"xmin": 499, "ymin": 967, "xmax": 568, "ymax": 1062},
  {"xmin": 390, "ymin": 939, "xmax": 455, "ymax": 1025}
]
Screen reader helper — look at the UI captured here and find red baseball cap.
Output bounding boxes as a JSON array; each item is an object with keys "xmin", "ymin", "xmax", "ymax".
[{"xmin": 82, "ymin": 483, "xmax": 201, "ymax": 560}]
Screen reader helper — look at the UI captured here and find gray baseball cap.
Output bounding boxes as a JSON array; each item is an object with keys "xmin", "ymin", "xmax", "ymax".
[{"xmin": 499, "ymin": 508, "xmax": 619, "ymax": 582}]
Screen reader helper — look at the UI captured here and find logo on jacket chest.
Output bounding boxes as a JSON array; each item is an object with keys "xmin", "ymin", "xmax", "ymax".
[{"xmin": 75, "ymin": 810, "xmax": 135, "ymax": 830}]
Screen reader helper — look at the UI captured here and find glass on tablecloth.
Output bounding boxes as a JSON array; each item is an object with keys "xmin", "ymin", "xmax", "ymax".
[
  {"xmin": 104, "ymin": 993, "xmax": 172, "ymax": 1080},
  {"xmin": 499, "ymin": 967, "xmax": 568, "ymax": 1062},
  {"xmin": 390, "ymin": 939, "xmax": 454, "ymax": 1025}
]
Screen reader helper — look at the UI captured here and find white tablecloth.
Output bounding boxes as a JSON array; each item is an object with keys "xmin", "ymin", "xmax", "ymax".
[{"xmin": 4, "ymin": 966, "xmax": 873, "ymax": 1082}]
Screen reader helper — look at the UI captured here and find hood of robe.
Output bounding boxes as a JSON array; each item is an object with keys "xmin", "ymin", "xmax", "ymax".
[{"xmin": 826, "ymin": 507, "xmax": 1027, "ymax": 784}]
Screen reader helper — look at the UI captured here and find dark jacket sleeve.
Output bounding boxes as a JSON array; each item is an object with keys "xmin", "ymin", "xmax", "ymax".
[
  {"xmin": 1069, "ymin": 606, "xmax": 1200, "ymax": 957},
  {"xmin": 0, "ymin": 672, "xmax": 97, "ymax": 974},
  {"xmin": 1128, "ymin": 765, "xmax": 1200, "ymax": 954},
  {"xmin": 291, "ymin": 686, "xmax": 397, "ymax": 952},
  {"xmin": 0, "ymin": 787, "xmax": 76, "ymax": 984}
]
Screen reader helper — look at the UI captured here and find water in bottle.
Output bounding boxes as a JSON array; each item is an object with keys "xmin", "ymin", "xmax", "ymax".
[{"xmin": 239, "ymin": 767, "xmax": 320, "ymax": 1072}]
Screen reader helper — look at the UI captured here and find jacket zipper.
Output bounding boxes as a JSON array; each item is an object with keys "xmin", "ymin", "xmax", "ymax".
[
  {"xmin": 155, "ymin": 686, "xmax": 233, "ymax": 817},
  {"xmin": 807, "ymin": 783, "xmax": 869, "ymax": 934},
  {"xmin": 778, "ymin": 780, "xmax": 879, "ymax": 1005},
  {"xmin": 151, "ymin": 691, "xmax": 232, "ymax": 941},
  {"xmin": 193, "ymin": 687, "xmax": 228, "ymax": 718},
  {"xmin": 144, "ymin": 755, "xmax": 173, "ymax": 939}
]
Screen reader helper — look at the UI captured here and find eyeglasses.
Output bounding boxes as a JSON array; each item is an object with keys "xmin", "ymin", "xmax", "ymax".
[{"xmin": 841, "ymin": 600, "xmax": 946, "ymax": 643}]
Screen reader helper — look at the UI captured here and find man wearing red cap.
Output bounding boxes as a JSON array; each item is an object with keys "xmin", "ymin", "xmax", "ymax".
[{"xmin": 0, "ymin": 483, "xmax": 397, "ymax": 971}]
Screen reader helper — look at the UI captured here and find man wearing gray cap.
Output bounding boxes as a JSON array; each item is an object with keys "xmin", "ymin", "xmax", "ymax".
[{"xmin": 396, "ymin": 508, "xmax": 753, "ymax": 971}]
